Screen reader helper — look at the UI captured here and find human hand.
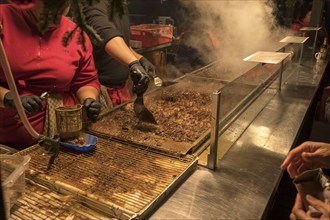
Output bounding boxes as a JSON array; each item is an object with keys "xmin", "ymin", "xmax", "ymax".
[
  {"xmin": 4, "ymin": 91, "xmax": 42, "ymax": 116},
  {"xmin": 139, "ymin": 57, "xmax": 157, "ymax": 78},
  {"xmin": 128, "ymin": 60, "xmax": 150, "ymax": 94},
  {"xmin": 281, "ymin": 141, "xmax": 330, "ymax": 178},
  {"xmin": 83, "ymin": 98, "xmax": 101, "ymax": 122},
  {"xmin": 290, "ymin": 193, "xmax": 305, "ymax": 220},
  {"xmin": 291, "ymin": 194, "xmax": 330, "ymax": 220}
]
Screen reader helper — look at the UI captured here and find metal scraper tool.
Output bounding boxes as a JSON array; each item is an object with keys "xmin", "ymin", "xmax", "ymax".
[{"xmin": 133, "ymin": 92, "xmax": 157, "ymax": 124}]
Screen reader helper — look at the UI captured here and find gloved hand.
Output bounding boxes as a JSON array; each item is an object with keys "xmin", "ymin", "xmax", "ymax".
[
  {"xmin": 4, "ymin": 91, "xmax": 42, "ymax": 116},
  {"xmin": 83, "ymin": 98, "xmax": 101, "ymax": 122},
  {"xmin": 128, "ymin": 60, "xmax": 150, "ymax": 94},
  {"xmin": 139, "ymin": 57, "xmax": 157, "ymax": 78},
  {"xmin": 140, "ymin": 57, "xmax": 163, "ymax": 87}
]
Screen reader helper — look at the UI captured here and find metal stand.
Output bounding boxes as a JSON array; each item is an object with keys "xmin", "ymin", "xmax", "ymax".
[
  {"xmin": 279, "ymin": 36, "xmax": 309, "ymax": 65},
  {"xmin": 299, "ymin": 27, "xmax": 321, "ymax": 55},
  {"xmin": 312, "ymin": 28, "xmax": 320, "ymax": 55},
  {"xmin": 207, "ymin": 90, "xmax": 221, "ymax": 170},
  {"xmin": 279, "ymin": 61, "xmax": 284, "ymax": 91},
  {"xmin": 299, "ymin": 43, "xmax": 304, "ymax": 64}
]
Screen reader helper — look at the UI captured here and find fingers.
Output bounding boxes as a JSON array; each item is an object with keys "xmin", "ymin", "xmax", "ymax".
[
  {"xmin": 22, "ymin": 96, "xmax": 42, "ymax": 115},
  {"xmin": 30, "ymin": 96, "xmax": 43, "ymax": 111},
  {"xmin": 306, "ymin": 195, "xmax": 330, "ymax": 216},
  {"xmin": 287, "ymin": 158, "xmax": 316, "ymax": 179},
  {"xmin": 137, "ymin": 74, "xmax": 150, "ymax": 88},
  {"xmin": 129, "ymin": 61, "xmax": 150, "ymax": 94},
  {"xmin": 291, "ymin": 194, "xmax": 313, "ymax": 220},
  {"xmin": 139, "ymin": 57, "xmax": 156, "ymax": 78},
  {"xmin": 88, "ymin": 113, "xmax": 99, "ymax": 122},
  {"xmin": 293, "ymin": 193, "xmax": 304, "ymax": 211},
  {"xmin": 133, "ymin": 82, "xmax": 148, "ymax": 95},
  {"xmin": 286, "ymin": 156, "xmax": 302, "ymax": 178},
  {"xmin": 292, "ymin": 195, "xmax": 330, "ymax": 220},
  {"xmin": 281, "ymin": 142, "xmax": 321, "ymax": 178},
  {"xmin": 83, "ymin": 98, "xmax": 101, "ymax": 122},
  {"xmin": 145, "ymin": 65, "xmax": 156, "ymax": 78},
  {"xmin": 289, "ymin": 212, "xmax": 296, "ymax": 220},
  {"xmin": 88, "ymin": 101, "xmax": 101, "ymax": 114},
  {"xmin": 281, "ymin": 146, "xmax": 304, "ymax": 169},
  {"xmin": 131, "ymin": 69, "xmax": 149, "ymax": 94},
  {"xmin": 83, "ymin": 98, "xmax": 93, "ymax": 108},
  {"xmin": 147, "ymin": 68, "xmax": 156, "ymax": 78},
  {"xmin": 301, "ymin": 151, "xmax": 319, "ymax": 165},
  {"xmin": 296, "ymin": 162, "xmax": 313, "ymax": 177},
  {"xmin": 293, "ymin": 208, "xmax": 314, "ymax": 220}
]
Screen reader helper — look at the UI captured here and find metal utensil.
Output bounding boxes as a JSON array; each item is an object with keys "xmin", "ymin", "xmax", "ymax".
[
  {"xmin": 133, "ymin": 92, "xmax": 157, "ymax": 124},
  {"xmin": 153, "ymin": 75, "xmax": 178, "ymax": 87},
  {"xmin": 154, "ymin": 76, "xmax": 163, "ymax": 87},
  {"xmin": 40, "ymin": 91, "xmax": 49, "ymax": 101},
  {"xmin": 41, "ymin": 136, "xmax": 60, "ymax": 171},
  {"xmin": 160, "ymin": 80, "xmax": 178, "ymax": 87}
]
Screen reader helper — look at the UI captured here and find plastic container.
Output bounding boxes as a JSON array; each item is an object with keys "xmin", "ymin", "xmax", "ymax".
[
  {"xmin": 130, "ymin": 24, "xmax": 173, "ymax": 48},
  {"xmin": 1, "ymin": 154, "xmax": 31, "ymax": 217}
]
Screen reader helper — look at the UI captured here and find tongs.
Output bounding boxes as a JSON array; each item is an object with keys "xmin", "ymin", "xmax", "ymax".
[
  {"xmin": 39, "ymin": 92, "xmax": 60, "ymax": 171},
  {"xmin": 41, "ymin": 136, "xmax": 60, "ymax": 171}
]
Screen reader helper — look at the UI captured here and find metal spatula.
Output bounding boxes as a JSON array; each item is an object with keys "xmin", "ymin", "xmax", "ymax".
[{"xmin": 134, "ymin": 92, "xmax": 157, "ymax": 124}]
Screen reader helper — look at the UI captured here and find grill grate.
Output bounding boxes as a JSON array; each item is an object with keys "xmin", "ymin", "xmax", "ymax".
[
  {"xmin": 88, "ymin": 79, "xmax": 224, "ymax": 157},
  {"xmin": 10, "ymin": 180, "xmax": 110, "ymax": 220},
  {"xmin": 17, "ymin": 137, "xmax": 197, "ymax": 219}
]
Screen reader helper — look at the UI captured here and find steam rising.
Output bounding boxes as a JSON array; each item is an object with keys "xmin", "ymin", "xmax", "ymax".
[{"xmin": 177, "ymin": 0, "xmax": 292, "ymax": 74}]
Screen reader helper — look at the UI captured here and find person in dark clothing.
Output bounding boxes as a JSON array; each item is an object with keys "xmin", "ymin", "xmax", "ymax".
[{"xmin": 81, "ymin": 0, "xmax": 157, "ymax": 108}]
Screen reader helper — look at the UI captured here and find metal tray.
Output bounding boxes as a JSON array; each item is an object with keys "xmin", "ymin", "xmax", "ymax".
[
  {"xmin": 88, "ymin": 75, "xmax": 227, "ymax": 157},
  {"xmin": 9, "ymin": 179, "xmax": 111, "ymax": 219},
  {"xmin": 17, "ymin": 139, "xmax": 198, "ymax": 220}
]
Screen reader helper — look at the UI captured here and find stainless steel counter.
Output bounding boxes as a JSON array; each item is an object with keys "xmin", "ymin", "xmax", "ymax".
[
  {"xmin": 150, "ymin": 59, "xmax": 328, "ymax": 219},
  {"xmin": 3, "ymin": 56, "xmax": 326, "ymax": 219}
]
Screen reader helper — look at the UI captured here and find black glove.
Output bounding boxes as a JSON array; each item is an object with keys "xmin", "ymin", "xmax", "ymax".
[
  {"xmin": 128, "ymin": 60, "xmax": 150, "ymax": 94},
  {"xmin": 139, "ymin": 57, "xmax": 157, "ymax": 78},
  {"xmin": 83, "ymin": 98, "xmax": 101, "ymax": 122},
  {"xmin": 4, "ymin": 91, "xmax": 42, "ymax": 116}
]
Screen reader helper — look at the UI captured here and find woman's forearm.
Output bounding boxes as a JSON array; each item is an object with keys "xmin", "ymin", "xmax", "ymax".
[
  {"xmin": 104, "ymin": 36, "xmax": 138, "ymax": 65},
  {"xmin": 76, "ymin": 86, "xmax": 99, "ymax": 103}
]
